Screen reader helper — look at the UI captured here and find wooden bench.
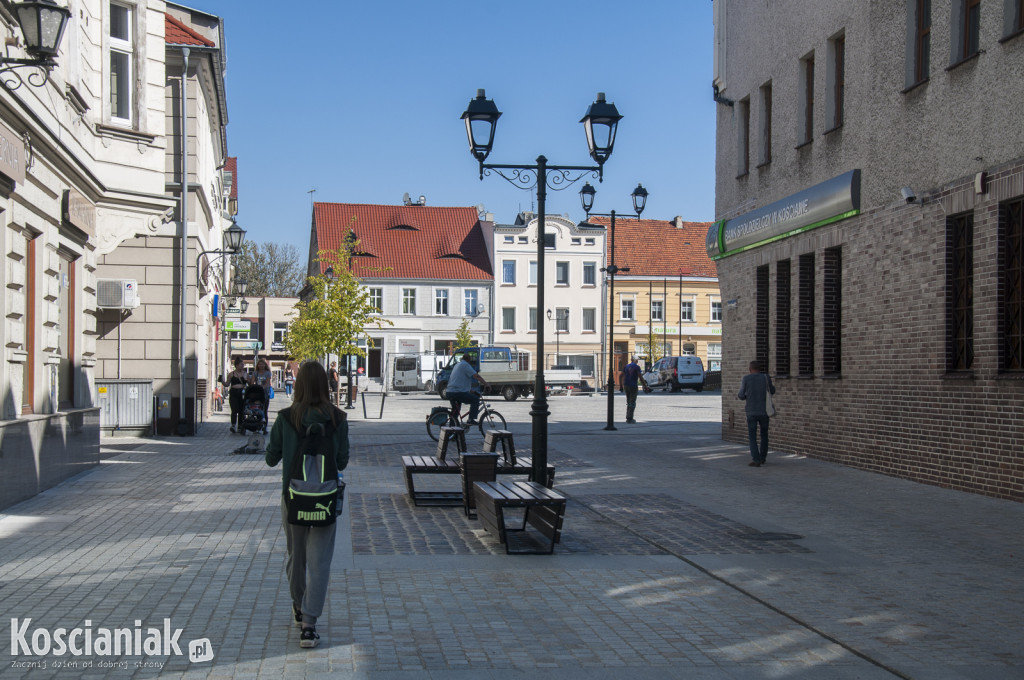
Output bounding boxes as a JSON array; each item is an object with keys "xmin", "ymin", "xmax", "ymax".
[
  {"xmin": 401, "ymin": 455, "xmax": 463, "ymax": 506},
  {"xmin": 483, "ymin": 429, "xmax": 515, "ymax": 461},
  {"xmin": 437, "ymin": 426, "xmax": 467, "ymax": 459},
  {"xmin": 472, "ymin": 480, "xmax": 567, "ymax": 554},
  {"xmin": 460, "ymin": 453, "xmax": 498, "ymax": 518}
]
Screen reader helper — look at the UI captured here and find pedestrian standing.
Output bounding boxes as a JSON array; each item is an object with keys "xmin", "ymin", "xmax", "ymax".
[
  {"xmin": 284, "ymin": 362, "xmax": 296, "ymax": 397},
  {"xmin": 251, "ymin": 359, "xmax": 273, "ymax": 433},
  {"xmin": 737, "ymin": 360, "xmax": 776, "ymax": 467},
  {"xmin": 265, "ymin": 361, "xmax": 349, "ymax": 649},
  {"xmin": 225, "ymin": 357, "xmax": 248, "ymax": 433},
  {"xmin": 620, "ymin": 356, "xmax": 646, "ymax": 424},
  {"xmin": 328, "ymin": 361, "xmax": 340, "ymax": 403}
]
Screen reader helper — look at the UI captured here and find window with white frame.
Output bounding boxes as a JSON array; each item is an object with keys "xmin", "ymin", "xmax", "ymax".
[
  {"xmin": 620, "ymin": 295, "xmax": 635, "ymax": 321},
  {"xmin": 518, "ymin": 236, "xmax": 528, "ymax": 243},
  {"xmin": 680, "ymin": 300, "xmax": 695, "ymax": 322},
  {"xmin": 502, "ymin": 260, "xmax": 516, "ymax": 284},
  {"xmin": 503, "ymin": 235, "xmax": 514, "ymax": 243},
  {"xmin": 273, "ymin": 322, "xmax": 287, "ymax": 346},
  {"xmin": 571, "ymin": 237, "xmax": 581, "ymax": 245},
  {"xmin": 583, "ymin": 262, "xmax": 596, "ymax": 286},
  {"xmin": 651, "ymin": 298, "xmax": 664, "ymax": 322},
  {"xmin": 109, "ymin": 2, "xmax": 134, "ymax": 124},
  {"xmin": 556, "ymin": 261, "xmax": 569, "ymax": 285},
  {"xmin": 583, "ymin": 308, "xmax": 596, "ymax": 332},
  {"xmin": 529, "ymin": 307, "xmax": 537, "ymax": 332},
  {"xmin": 555, "ymin": 307, "xmax": 569, "ymax": 332},
  {"xmin": 402, "ymin": 288, "xmax": 416, "ymax": 315},
  {"xmin": 529, "ymin": 260, "xmax": 537, "ymax": 285},
  {"xmin": 502, "ymin": 307, "xmax": 516, "ymax": 331},
  {"xmin": 369, "ymin": 287, "xmax": 383, "ymax": 313},
  {"xmin": 711, "ymin": 300, "xmax": 723, "ymax": 322},
  {"xmin": 585, "ymin": 237, "xmax": 595, "ymax": 245},
  {"xmin": 435, "ymin": 289, "xmax": 449, "ymax": 315},
  {"xmin": 464, "ymin": 289, "xmax": 478, "ymax": 315}
]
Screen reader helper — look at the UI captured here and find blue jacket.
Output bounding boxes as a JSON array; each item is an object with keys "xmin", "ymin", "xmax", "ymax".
[{"xmin": 737, "ymin": 372, "xmax": 775, "ymax": 416}]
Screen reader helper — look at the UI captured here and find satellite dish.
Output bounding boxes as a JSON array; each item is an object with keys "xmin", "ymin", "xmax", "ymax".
[{"xmin": 402, "ymin": 192, "xmax": 411, "ymax": 205}]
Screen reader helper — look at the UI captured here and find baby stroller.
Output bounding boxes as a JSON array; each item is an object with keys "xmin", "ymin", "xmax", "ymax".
[{"xmin": 239, "ymin": 384, "xmax": 268, "ymax": 435}]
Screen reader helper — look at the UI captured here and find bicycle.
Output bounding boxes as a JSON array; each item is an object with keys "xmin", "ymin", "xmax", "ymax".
[{"xmin": 426, "ymin": 393, "xmax": 507, "ymax": 441}]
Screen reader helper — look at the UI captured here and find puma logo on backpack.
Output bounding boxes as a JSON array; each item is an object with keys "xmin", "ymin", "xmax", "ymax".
[{"xmin": 281, "ymin": 407, "xmax": 345, "ymax": 527}]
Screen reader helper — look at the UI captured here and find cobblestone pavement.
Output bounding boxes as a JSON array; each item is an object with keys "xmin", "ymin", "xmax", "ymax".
[{"xmin": 1, "ymin": 391, "xmax": 1022, "ymax": 679}]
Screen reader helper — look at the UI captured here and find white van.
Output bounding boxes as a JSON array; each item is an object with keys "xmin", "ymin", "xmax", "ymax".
[
  {"xmin": 392, "ymin": 355, "xmax": 447, "ymax": 392},
  {"xmin": 657, "ymin": 355, "xmax": 705, "ymax": 392}
]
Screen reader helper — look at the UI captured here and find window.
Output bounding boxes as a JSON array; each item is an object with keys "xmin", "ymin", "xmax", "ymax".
[
  {"xmin": 109, "ymin": 2, "xmax": 133, "ymax": 124},
  {"xmin": 435, "ymin": 289, "xmax": 449, "ymax": 315},
  {"xmin": 464, "ymin": 289, "xmax": 478, "ymax": 315},
  {"xmin": 502, "ymin": 260, "xmax": 516, "ymax": 284},
  {"xmin": 823, "ymin": 247, "xmax": 842, "ymax": 376},
  {"xmin": 620, "ymin": 296, "xmax": 635, "ymax": 321},
  {"xmin": 402, "ymin": 288, "xmax": 416, "ymax": 315},
  {"xmin": 583, "ymin": 262, "xmax": 596, "ymax": 286},
  {"xmin": 1000, "ymin": 198, "xmax": 1024, "ymax": 370},
  {"xmin": 571, "ymin": 237, "xmax": 581, "ymax": 245},
  {"xmin": 529, "ymin": 260, "xmax": 538, "ymax": 285},
  {"xmin": 651, "ymin": 299, "xmax": 664, "ymax": 322},
  {"xmin": 585, "ymin": 237, "xmax": 595, "ymax": 246},
  {"xmin": 518, "ymin": 236, "xmax": 528, "ymax": 244},
  {"xmin": 799, "ymin": 54, "xmax": 815, "ymax": 145},
  {"xmin": 776, "ymin": 259, "xmax": 792, "ymax": 376},
  {"xmin": 369, "ymin": 287, "xmax": 383, "ymax": 313},
  {"xmin": 799, "ymin": 253, "xmax": 816, "ymax": 376},
  {"xmin": 708, "ymin": 343, "xmax": 722, "ymax": 360},
  {"xmin": 948, "ymin": 212, "xmax": 974, "ymax": 371},
  {"xmin": 952, "ymin": 0, "xmax": 982, "ymax": 63},
  {"xmin": 1005, "ymin": 0, "xmax": 1024, "ymax": 36},
  {"xmin": 826, "ymin": 33, "xmax": 845, "ymax": 131},
  {"xmin": 759, "ymin": 81, "xmax": 772, "ymax": 166},
  {"xmin": 529, "ymin": 307, "xmax": 537, "ymax": 332},
  {"xmin": 711, "ymin": 300, "xmax": 723, "ymax": 322},
  {"xmin": 555, "ymin": 307, "xmax": 569, "ymax": 333},
  {"xmin": 544, "ymin": 233, "xmax": 556, "ymax": 248},
  {"xmin": 680, "ymin": 300, "xmax": 694, "ymax": 322},
  {"xmin": 737, "ymin": 97, "xmax": 750, "ymax": 177},
  {"xmin": 556, "ymin": 261, "xmax": 569, "ymax": 285},
  {"xmin": 906, "ymin": 0, "xmax": 932, "ymax": 87},
  {"xmin": 756, "ymin": 266, "xmax": 770, "ymax": 373},
  {"xmin": 502, "ymin": 307, "xmax": 516, "ymax": 332},
  {"xmin": 503, "ymin": 235, "xmax": 514, "ymax": 243},
  {"xmin": 583, "ymin": 308, "xmax": 596, "ymax": 332},
  {"xmin": 273, "ymin": 322, "xmax": 287, "ymax": 346}
]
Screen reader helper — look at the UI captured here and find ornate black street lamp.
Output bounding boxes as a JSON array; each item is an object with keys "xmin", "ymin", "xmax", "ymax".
[
  {"xmin": 462, "ymin": 89, "xmax": 621, "ymax": 485},
  {"xmin": 196, "ymin": 219, "xmax": 246, "ymax": 280},
  {"xmin": 0, "ymin": 0, "xmax": 71, "ymax": 89},
  {"xmin": 579, "ymin": 182, "xmax": 648, "ymax": 431},
  {"xmin": 546, "ymin": 308, "xmax": 569, "ymax": 365}
]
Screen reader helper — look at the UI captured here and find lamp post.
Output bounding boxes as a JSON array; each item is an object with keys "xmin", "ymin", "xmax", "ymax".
[
  {"xmin": 546, "ymin": 308, "xmax": 569, "ymax": 366},
  {"xmin": 462, "ymin": 89, "xmax": 622, "ymax": 485},
  {"xmin": 0, "ymin": 0, "xmax": 72, "ymax": 90},
  {"xmin": 579, "ymin": 182, "xmax": 648, "ymax": 431}
]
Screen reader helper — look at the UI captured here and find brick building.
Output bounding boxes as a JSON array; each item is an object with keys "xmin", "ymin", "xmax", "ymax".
[{"xmin": 711, "ymin": 1, "xmax": 1024, "ymax": 499}]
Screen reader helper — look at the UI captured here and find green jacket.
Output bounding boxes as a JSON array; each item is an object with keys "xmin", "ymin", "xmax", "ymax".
[{"xmin": 265, "ymin": 406, "xmax": 349, "ymax": 494}]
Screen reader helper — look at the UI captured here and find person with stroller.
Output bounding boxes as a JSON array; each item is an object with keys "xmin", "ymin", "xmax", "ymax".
[
  {"xmin": 265, "ymin": 361, "xmax": 349, "ymax": 649},
  {"xmin": 251, "ymin": 359, "xmax": 273, "ymax": 433},
  {"xmin": 225, "ymin": 357, "xmax": 248, "ymax": 434}
]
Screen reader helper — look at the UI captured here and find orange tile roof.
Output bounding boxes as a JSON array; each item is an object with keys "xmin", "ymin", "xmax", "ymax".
[
  {"xmin": 590, "ymin": 217, "xmax": 718, "ymax": 278},
  {"xmin": 313, "ymin": 203, "xmax": 492, "ymax": 280},
  {"xmin": 165, "ymin": 13, "xmax": 216, "ymax": 47}
]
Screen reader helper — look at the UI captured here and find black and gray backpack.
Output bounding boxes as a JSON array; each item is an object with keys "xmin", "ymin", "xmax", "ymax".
[{"xmin": 281, "ymin": 408, "xmax": 345, "ymax": 527}]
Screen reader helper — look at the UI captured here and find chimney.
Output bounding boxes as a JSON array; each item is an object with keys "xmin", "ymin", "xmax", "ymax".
[{"xmin": 673, "ymin": 216, "xmax": 684, "ymax": 229}]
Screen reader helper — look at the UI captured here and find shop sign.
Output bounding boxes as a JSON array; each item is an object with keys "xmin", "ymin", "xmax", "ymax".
[
  {"xmin": 231, "ymin": 340, "xmax": 262, "ymax": 350},
  {"xmin": 0, "ymin": 118, "xmax": 24, "ymax": 185},
  {"xmin": 707, "ymin": 169, "xmax": 860, "ymax": 259},
  {"xmin": 225, "ymin": 320, "xmax": 250, "ymax": 332},
  {"xmin": 62, "ymin": 189, "xmax": 96, "ymax": 236}
]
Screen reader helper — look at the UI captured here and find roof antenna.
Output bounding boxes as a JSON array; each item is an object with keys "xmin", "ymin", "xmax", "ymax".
[{"xmin": 307, "ymin": 188, "xmax": 316, "ymax": 212}]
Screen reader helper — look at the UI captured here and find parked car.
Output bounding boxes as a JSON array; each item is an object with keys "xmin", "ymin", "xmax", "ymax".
[
  {"xmin": 658, "ymin": 355, "xmax": 705, "ymax": 392},
  {"xmin": 642, "ymin": 361, "xmax": 666, "ymax": 391}
]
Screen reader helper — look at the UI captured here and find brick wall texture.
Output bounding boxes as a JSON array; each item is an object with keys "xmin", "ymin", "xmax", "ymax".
[{"xmin": 719, "ymin": 157, "xmax": 1024, "ymax": 501}]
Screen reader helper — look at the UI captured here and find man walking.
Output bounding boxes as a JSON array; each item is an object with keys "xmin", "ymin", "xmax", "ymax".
[
  {"xmin": 621, "ymin": 356, "xmax": 645, "ymax": 424},
  {"xmin": 737, "ymin": 360, "xmax": 775, "ymax": 467}
]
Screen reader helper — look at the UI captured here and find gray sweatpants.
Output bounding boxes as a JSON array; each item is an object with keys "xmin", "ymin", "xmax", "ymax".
[{"xmin": 280, "ymin": 498, "xmax": 336, "ymax": 626}]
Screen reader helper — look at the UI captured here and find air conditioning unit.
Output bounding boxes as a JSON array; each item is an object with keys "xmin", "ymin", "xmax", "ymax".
[{"xmin": 96, "ymin": 278, "xmax": 141, "ymax": 309}]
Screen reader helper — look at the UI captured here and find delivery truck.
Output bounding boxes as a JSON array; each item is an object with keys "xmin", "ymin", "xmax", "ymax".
[{"xmin": 434, "ymin": 346, "xmax": 583, "ymax": 401}]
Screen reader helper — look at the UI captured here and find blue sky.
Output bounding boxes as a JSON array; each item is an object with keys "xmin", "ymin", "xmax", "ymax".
[{"xmin": 195, "ymin": 0, "xmax": 716, "ymax": 253}]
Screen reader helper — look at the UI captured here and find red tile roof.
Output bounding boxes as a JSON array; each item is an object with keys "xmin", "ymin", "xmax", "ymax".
[
  {"xmin": 590, "ymin": 217, "xmax": 718, "ymax": 278},
  {"xmin": 313, "ymin": 203, "xmax": 492, "ymax": 280},
  {"xmin": 165, "ymin": 13, "xmax": 216, "ymax": 47}
]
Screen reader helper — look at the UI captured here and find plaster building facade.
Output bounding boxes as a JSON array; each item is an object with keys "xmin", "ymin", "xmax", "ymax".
[
  {"xmin": 94, "ymin": 4, "xmax": 234, "ymax": 436},
  {"xmin": 492, "ymin": 213, "xmax": 606, "ymax": 384},
  {"xmin": 226, "ymin": 296, "xmax": 299, "ymax": 384},
  {"xmin": 308, "ymin": 201, "xmax": 493, "ymax": 391},
  {"xmin": 711, "ymin": 0, "xmax": 1024, "ymax": 499},
  {"xmin": 590, "ymin": 217, "xmax": 719, "ymax": 383}
]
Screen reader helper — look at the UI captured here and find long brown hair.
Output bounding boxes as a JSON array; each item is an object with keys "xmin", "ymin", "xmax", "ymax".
[{"xmin": 290, "ymin": 361, "xmax": 342, "ymax": 431}]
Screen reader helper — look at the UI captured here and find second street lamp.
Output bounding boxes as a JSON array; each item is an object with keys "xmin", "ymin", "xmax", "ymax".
[
  {"xmin": 462, "ymin": 89, "xmax": 621, "ymax": 485},
  {"xmin": 579, "ymin": 182, "xmax": 649, "ymax": 431}
]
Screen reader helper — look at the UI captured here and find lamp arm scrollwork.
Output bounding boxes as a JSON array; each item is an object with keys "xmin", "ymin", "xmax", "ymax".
[{"xmin": 482, "ymin": 164, "xmax": 602, "ymax": 192}]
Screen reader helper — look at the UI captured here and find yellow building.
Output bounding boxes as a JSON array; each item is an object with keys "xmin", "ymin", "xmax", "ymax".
[{"xmin": 591, "ymin": 217, "xmax": 720, "ymax": 382}]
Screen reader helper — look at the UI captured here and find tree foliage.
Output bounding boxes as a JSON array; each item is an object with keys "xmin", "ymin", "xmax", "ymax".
[
  {"xmin": 284, "ymin": 226, "xmax": 392, "ymax": 362},
  {"xmin": 455, "ymin": 318, "xmax": 473, "ymax": 349},
  {"xmin": 233, "ymin": 240, "xmax": 306, "ymax": 298}
]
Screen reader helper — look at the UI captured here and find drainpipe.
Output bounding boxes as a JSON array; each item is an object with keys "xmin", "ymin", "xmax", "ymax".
[{"xmin": 178, "ymin": 47, "xmax": 190, "ymax": 433}]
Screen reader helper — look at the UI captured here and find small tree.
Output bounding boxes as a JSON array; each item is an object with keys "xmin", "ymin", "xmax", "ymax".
[
  {"xmin": 284, "ymin": 225, "xmax": 392, "ymax": 365},
  {"xmin": 455, "ymin": 318, "xmax": 473, "ymax": 349}
]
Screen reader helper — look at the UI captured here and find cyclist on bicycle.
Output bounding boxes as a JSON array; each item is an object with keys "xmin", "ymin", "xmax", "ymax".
[{"xmin": 446, "ymin": 354, "xmax": 488, "ymax": 425}]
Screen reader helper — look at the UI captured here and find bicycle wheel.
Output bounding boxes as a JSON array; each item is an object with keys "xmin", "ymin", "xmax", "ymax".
[
  {"xmin": 426, "ymin": 410, "xmax": 449, "ymax": 441},
  {"xmin": 477, "ymin": 408, "xmax": 506, "ymax": 438}
]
